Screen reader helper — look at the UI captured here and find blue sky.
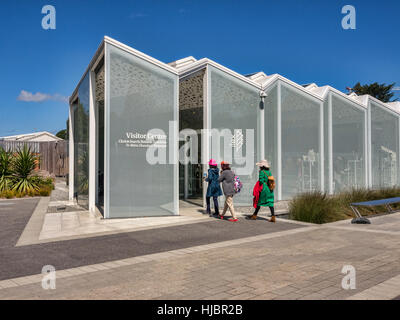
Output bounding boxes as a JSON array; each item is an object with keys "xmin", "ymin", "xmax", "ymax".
[{"xmin": 0, "ymin": 0, "xmax": 399, "ymax": 136}]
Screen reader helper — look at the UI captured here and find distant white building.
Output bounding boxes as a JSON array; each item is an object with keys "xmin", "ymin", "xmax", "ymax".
[{"xmin": 0, "ymin": 131, "xmax": 62, "ymax": 142}]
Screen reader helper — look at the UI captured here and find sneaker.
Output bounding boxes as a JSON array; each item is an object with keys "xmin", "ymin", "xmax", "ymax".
[
  {"xmin": 219, "ymin": 215, "xmax": 224, "ymax": 220},
  {"xmin": 228, "ymin": 218, "xmax": 238, "ymax": 222}
]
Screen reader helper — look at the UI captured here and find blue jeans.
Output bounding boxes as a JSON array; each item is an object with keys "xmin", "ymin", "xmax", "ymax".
[{"xmin": 206, "ymin": 196, "xmax": 219, "ymax": 215}]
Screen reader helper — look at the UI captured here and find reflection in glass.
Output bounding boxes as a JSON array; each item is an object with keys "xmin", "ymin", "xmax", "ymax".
[
  {"xmin": 209, "ymin": 67, "xmax": 259, "ymax": 205},
  {"xmin": 281, "ymin": 84, "xmax": 320, "ymax": 199},
  {"xmin": 371, "ymin": 103, "xmax": 399, "ymax": 188},
  {"xmin": 73, "ymin": 72, "xmax": 90, "ymax": 209},
  {"xmin": 107, "ymin": 43, "xmax": 178, "ymax": 217},
  {"xmin": 331, "ymin": 96, "xmax": 365, "ymax": 192}
]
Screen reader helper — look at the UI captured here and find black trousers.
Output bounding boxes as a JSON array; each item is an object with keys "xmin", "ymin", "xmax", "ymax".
[
  {"xmin": 206, "ymin": 196, "xmax": 219, "ymax": 214},
  {"xmin": 253, "ymin": 205, "xmax": 275, "ymax": 216}
]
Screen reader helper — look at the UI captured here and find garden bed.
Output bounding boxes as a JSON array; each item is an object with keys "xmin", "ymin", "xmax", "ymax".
[
  {"xmin": 289, "ymin": 188, "xmax": 400, "ymax": 224},
  {"xmin": 0, "ymin": 145, "xmax": 55, "ymax": 199}
]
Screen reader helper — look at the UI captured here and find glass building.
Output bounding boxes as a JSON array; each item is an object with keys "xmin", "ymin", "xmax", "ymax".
[{"xmin": 69, "ymin": 37, "xmax": 400, "ymax": 218}]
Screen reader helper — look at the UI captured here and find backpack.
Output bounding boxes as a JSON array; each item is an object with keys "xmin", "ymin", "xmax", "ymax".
[
  {"xmin": 267, "ymin": 176, "xmax": 276, "ymax": 191},
  {"xmin": 263, "ymin": 170, "xmax": 275, "ymax": 191},
  {"xmin": 233, "ymin": 175, "xmax": 243, "ymax": 193}
]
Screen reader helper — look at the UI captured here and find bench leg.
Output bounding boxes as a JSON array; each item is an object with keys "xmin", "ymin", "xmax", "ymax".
[
  {"xmin": 386, "ymin": 204, "xmax": 394, "ymax": 214},
  {"xmin": 350, "ymin": 206, "xmax": 362, "ymax": 218}
]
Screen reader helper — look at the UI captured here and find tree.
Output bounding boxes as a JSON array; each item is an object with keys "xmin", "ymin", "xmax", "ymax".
[
  {"xmin": 351, "ymin": 82, "xmax": 398, "ymax": 103},
  {"xmin": 56, "ymin": 129, "xmax": 67, "ymax": 140}
]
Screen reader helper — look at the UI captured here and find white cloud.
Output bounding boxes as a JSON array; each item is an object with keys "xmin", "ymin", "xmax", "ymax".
[
  {"xmin": 129, "ymin": 12, "xmax": 148, "ymax": 18},
  {"xmin": 17, "ymin": 90, "xmax": 68, "ymax": 103},
  {"xmin": 393, "ymin": 87, "xmax": 400, "ymax": 91}
]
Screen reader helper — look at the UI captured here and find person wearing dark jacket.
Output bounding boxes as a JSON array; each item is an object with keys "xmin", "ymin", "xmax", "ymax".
[
  {"xmin": 218, "ymin": 161, "xmax": 238, "ymax": 222},
  {"xmin": 204, "ymin": 159, "xmax": 223, "ymax": 216}
]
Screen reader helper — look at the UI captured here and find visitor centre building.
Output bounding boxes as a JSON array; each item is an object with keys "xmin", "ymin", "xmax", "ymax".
[{"xmin": 69, "ymin": 36, "xmax": 400, "ymax": 218}]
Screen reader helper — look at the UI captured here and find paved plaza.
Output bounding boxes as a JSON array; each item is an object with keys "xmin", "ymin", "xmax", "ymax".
[{"xmin": 0, "ymin": 181, "xmax": 400, "ymax": 300}]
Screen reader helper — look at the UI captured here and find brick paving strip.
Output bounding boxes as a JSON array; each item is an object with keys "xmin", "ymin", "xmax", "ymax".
[
  {"xmin": 0, "ymin": 225, "xmax": 318, "ymax": 290},
  {"xmin": 347, "ymin": 274, "xmax": 400, "ymax": 300}
]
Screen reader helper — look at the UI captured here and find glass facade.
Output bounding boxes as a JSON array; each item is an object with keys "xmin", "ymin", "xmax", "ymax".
[
  {"xmin": 209, "ymin": 66, "xmax": 260, "ymax": 205},
  {"xmin": 264, "ymin": 84, "xmax": 278, "ymax": 180},
  {"xmin": 178, "ymin": 70, "xmax": 205, "ymax": 201},
  {"xmin": 331, "ymin": 95, "xmax": 366, "ymax": 192},
  {"xmin": 69, "ymin": 38, "xmax": 400, "ymax": 218},
  {"xmin": 281, "ymin": 83, "xmax": 321, "ymax": 199},
  {"xmin": 370, "ymin": 102, "xmax": 399, "ymax": 188},
  {"xmin": 73, "ymin": 72, "xmax": 90, "ymax": 209},
  {"xmin": 105, "ymin": 43, "xmax": 178, "ymax": 218},
  {"xmin": 95, "ymin": 60, "xmax": 105, "ymax": 207}
]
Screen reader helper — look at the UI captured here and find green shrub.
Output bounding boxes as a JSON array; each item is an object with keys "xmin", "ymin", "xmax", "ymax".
[
  {"xmin": 0, "ymin": 147, "xmax": 14, "ymax": 191},
  {"xmin": 2, "ymin": 190, "xmax": 16, "ymax": 199},
  {"xmin": 15, "ymin": 191, "xmax": 26, "ymax": 198},
  {"xmin": 289, "ymin": 191, "xmax": 345, "ymax": 224},
  {"xmin": 12, "ymin": 145, "xmax": 39, "ymax": 193},
  {"xmin": 289, "ymin": 187, "xmax": 400, "ymax": 224},
  {"xmin": 38, "ymin": 185, "xmax": 52, "ymax": 197},
  {"xmin": 0, "ymin": 145, "xmax": 55, "ymax": 199}
]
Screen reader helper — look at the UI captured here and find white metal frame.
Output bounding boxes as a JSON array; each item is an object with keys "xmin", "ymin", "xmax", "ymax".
[
  {"xmin": 368, "ymin": 97, "xmax": 400, "ymax": 189},
  {"xmin": 68, "ymin": 102, "xmax": 75, "ymax": 200},
  {"xmin": 277, "ymin": 80, "xmax": 324, "ymax": 200},
  {"xmin": 102, "ymin": 38, "xmax": 179, "ymax": 218},
  {"xmin": 327, "ymin": 90, "xmax": 369, "ymax": 193},
  {"xmin": 69, "ymin": 36, "xmax": 400, "ymax": 219}
]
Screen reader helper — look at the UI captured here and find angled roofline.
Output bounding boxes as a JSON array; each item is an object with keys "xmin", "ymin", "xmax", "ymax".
[
  {"xmin": 0, "ymin": 131, "xmax": 61, "ymax": 141},
  {"xmin": 69, "ymin": 36, "xmax": 179, "ymax": 104},
  {"xmin": 367, "ymin": 95, "xmax": 400, "ymax": 117},
  {"xmin": 261, "ymin": 74, "xmax": 324, "ymax": 102},
  {"xmin": 69, "ymin": 37, "xmax": 400, "ymax": 116},
  {"xmin": 104, "ymin": 36, "xmax": 178, "ymax": 75},
  {"xmin": 70, "ymin": 39, "xmax": 104, "ymax": 104},
  {"xmin": 177, "ymin": 58, "xmax": 262, "ymax": 90},
  {"xmin": 326, "ymin": 86, "xmax": 368, "ymax": 109}
]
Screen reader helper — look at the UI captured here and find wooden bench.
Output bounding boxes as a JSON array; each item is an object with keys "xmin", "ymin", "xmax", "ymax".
[{"xmin": 350, "ymin": 197, "xmax": 400, "ymax": 224}]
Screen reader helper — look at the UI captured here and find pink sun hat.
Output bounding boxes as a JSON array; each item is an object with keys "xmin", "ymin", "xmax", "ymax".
[{"xmin": 208, "ymin": 159, "xmax": 217, "ymax": 166}]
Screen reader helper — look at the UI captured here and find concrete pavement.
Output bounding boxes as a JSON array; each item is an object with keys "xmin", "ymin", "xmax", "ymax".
[{"xmin": 1, "ymin": 213, "xmax": 400, "ymax": 299}]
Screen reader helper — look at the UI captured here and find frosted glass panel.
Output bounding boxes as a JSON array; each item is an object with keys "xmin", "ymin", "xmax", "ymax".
[
  {"xmin": 106, "ymin": 44, "xmax": 178, "ymax": 217},
  {"xmin": 265, "ymin": 85, "xmax": 278, "ymax": 178},
  {"xmin": 209, "ymin": 67, "xmax": 260, "ymax": 205},
  {"xmin": 281, "ymin": 84, "xmax": 321, "ymax": 199},
  {"xmin": 331, "ymin": 96, "xmax": 365, "ymax": 192},
  {"xmin": 323, "ymin": 99, "xmax": 329, "ymax": 192},
  {"xmin": 73, "ymin": 72, "xmax": 89, "ymax": 209},
  {"xmin": 371, "ymin": 103, "xmax": 399, "ymax": 188}
]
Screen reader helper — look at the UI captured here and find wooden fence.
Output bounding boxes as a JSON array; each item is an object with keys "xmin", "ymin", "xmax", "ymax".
[{"xmin": 0, "ymin": 140, "xmax": 68, "ymax": 177}]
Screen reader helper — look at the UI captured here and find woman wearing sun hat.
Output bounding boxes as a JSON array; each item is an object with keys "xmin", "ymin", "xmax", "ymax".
[
  {"xmin": 204, "ymin": 159, "xmax": 223, "ymax": 216},
  {"xmin": 250, "ymin": 159, "xmax": 276, "ymax": 222},
  {"xmin": 218, "ymin": 161, "xmax": 238, "ymax": 222}
]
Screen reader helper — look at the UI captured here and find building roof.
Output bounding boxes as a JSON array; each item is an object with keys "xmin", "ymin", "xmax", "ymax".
[
  {"xmin": 0, "ymin": 131, "xmax": 62, "ymax": 141},
  {"xmin": 72, "ymin": 36, "xmax": 400, "ymax": 116}
]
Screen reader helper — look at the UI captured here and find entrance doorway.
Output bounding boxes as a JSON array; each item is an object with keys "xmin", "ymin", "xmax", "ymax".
[
  {"xmin": 178, "ymin": 70, "xmax": 205, "ymax": 206},
  {"xmin": 94, "ymin": 59, "xmax": 105, "ymax": 213},
  {"xmin": 179, "ymin": 135, "xmax": 203, "ymax": 206}
]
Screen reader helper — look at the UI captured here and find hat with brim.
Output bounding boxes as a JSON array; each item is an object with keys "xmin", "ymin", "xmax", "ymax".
[{"xmin": 256, "ymin": 159, "xmax": 270, "ymax": 167}]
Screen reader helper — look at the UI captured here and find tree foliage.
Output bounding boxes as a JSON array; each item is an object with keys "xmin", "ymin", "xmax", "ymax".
[
  {"xmin": 352, "ymin": 82, "xmax": 398, "ymax": 103},
  {"xmin": 56, "ymin": 129, "xmax": 67, "ymax": 140}
]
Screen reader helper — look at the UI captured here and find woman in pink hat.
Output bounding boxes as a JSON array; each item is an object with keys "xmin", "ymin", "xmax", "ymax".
[{"xmin": 203, "ymin": 159, "xmax": 223, "ymax": 217}]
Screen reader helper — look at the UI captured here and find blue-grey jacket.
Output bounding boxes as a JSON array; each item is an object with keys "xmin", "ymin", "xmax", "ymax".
[{"xmin": 205, "ymin": 168, "xmax": 223, "ymax": 197}]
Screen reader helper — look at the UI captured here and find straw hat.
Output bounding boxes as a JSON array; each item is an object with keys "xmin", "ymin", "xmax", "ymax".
[{"xmin": 256, "ymin": 159, "xmax": 270, "ymax": 167}]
